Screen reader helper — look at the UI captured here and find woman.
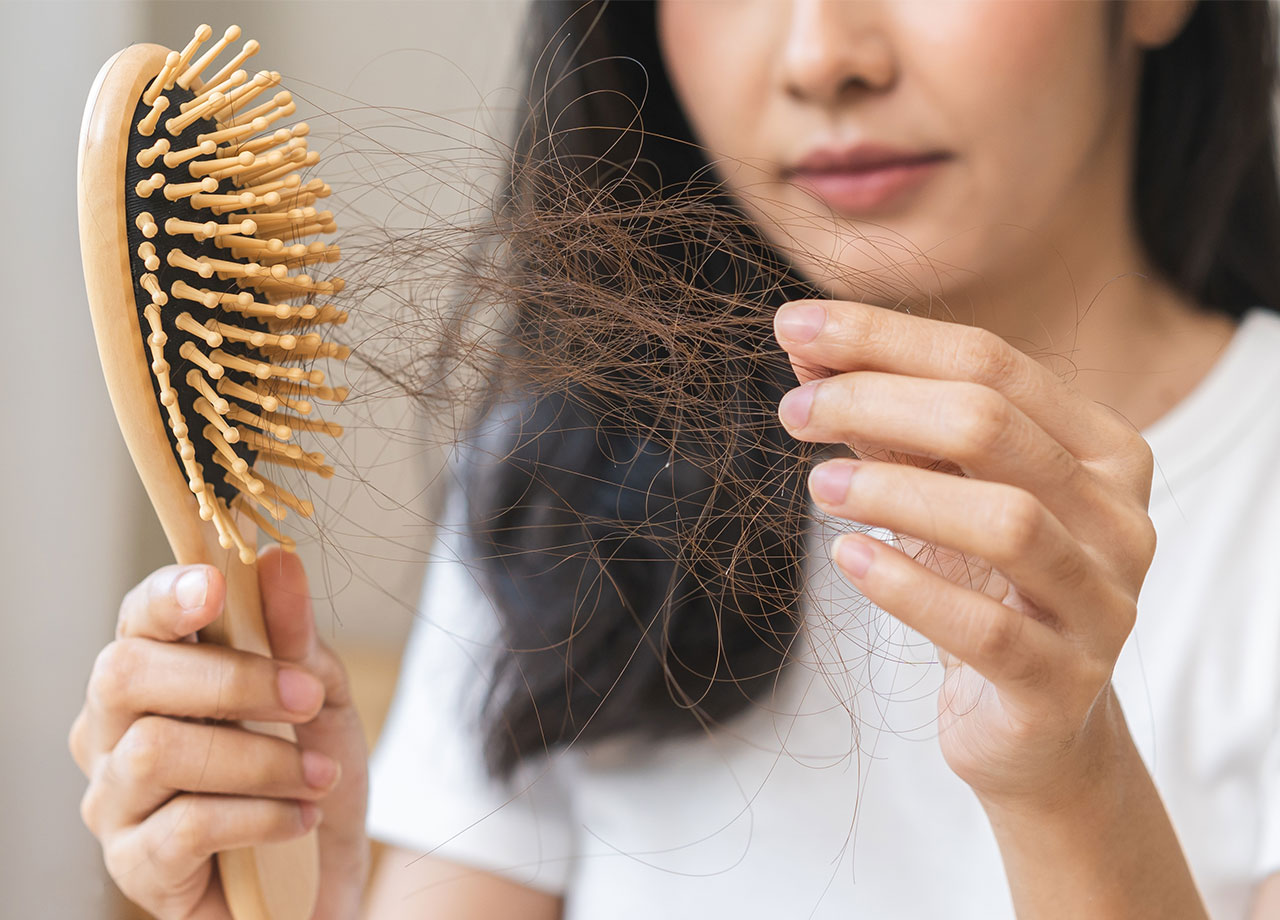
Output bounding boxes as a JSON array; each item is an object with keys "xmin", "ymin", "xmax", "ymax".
[{"xmin": 69, "ymin": 1, "xmax": 1280, "ymax": 917}]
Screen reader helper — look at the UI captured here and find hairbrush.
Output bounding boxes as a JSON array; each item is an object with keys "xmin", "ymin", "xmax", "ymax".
[{"xmin": 77, "ymin": 23, "xmax": 349, "ymax": 920}]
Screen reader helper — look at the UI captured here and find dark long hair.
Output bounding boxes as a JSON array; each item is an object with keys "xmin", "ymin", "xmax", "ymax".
[{"xmin": 458, "ymin": 0, "xmax": 1280, "ymax": 778}]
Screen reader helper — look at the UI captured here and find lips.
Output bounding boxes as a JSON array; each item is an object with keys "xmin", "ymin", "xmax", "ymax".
[{"xmin": 785, "ymin": 144, "xmax": 952, "ymax": 215}]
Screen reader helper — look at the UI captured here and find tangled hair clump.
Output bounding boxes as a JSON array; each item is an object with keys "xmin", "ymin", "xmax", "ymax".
[{"xmin": 325, "ymin": 2, "xmax": 838, "ymax": 776}]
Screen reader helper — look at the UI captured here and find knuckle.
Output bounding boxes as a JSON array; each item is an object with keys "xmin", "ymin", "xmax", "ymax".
[
  {"xmin": 88, "ymin": 640, "xmax": 137, "ymax": 709},
  {"xmin": 1110, "ymin": 597, "xmax": 1139, "ymax": 643},
  {"xmin": 101, "ymin": 837, "xmax": 136, "ymax": 891},
  {"xmin": 948, "ymin": 386, "xmax": 1008, "ymax": 456},
  {"xmin": 843, "ymin": 305, "xmax": 880, "ymax": 350},
  {"xmin": 1130, "ymin": 433, "xmax": 1156, "ymax": 478},
  {"xmin": 990, "ymin": 489, "xmax": 1044, "ymax": 559},
  {"xmin": 1074, "ymin": 657, "xmax": 1114, "ymax": 699},
  {"xmin": 1134, "ymin": 513, "xmax": 1158, "ymax": 566},
  {"xmin": 116, "ymin": 717, "xmax": 168, "ymax": 783},
  {"xmin": 79, "ymin": 782, "xmax": 101, "ymax": 834},
  {"xmin": 958, "ymin": 327, "xmax": 1018, "ymax": 389},
  {"xmin": 972, "ymin": 609, "xmax": 1024, "ymax": 663},
  {"xmin": 1095, "ymin": 575, "xmax": 1139, "ymax": 639},
  {"xmin": 169, "ymin": 803, "xmax": 209, "ymax": 858},
  {"xmin": 1048, "ymin": 544, "xmax": 1090, "ymax": 592}
]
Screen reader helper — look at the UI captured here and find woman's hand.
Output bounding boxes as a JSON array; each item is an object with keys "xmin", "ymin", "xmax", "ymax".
[
  {"xmin": 773, "ymin": 298, "xmax": 1156, "ymax": 807},
  {"xmin": 773, "ymin": 300, "xmax": 1209, "ymax": 918},
  {"xmin": 69, "ymin": 548, "xmax": 371, "ymax": 920}
]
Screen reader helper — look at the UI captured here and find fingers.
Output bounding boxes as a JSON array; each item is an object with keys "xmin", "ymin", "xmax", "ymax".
[
  {"xmin": 117, "ymin": 564, "xmax": 225, "ymax": 641},
  {"xmin": 778, "ymin": 371, "xmax": 1121, "ymax": 533},
  {"xmin": 72, "ymin": 554, "xmax": 349, "ymax": 920},
  {"xmin": 808, "ymin": 459, "xmax": 1133, "ymax": 647},
  {"xmin": 830, "ymin": 530, "xmax": 1064, "ymax": 691},
  {"xmin": 75, "ymin": 638, "xmax": 325, "ymax": 773},
  {"xmin": 81, "ymin": 716, "xmax": 340, "ymax": 836},
  {"xmin": 104, "ymin": 792, "xmax": 320, "ymax": 914},
  {"xmin": 773, "ymin": 299, "xmax": 1138, "ymax": 463}
]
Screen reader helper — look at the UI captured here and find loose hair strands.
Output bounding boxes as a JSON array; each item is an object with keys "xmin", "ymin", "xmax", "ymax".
[{"xmin": 303, "ymin": 0, "xmax": 1280, "ymax": 779}]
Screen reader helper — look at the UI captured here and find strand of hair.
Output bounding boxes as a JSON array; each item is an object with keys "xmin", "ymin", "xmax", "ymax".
[
  {"xmin": 254, "ymin": 451, "xmax": 335, "ymax": 480},
  {"xmin": 256, "ymin": 475, "xmax": 314, "ymax": 518},
  {"xmin": 233, "ymin": 495, "xmax": 295, "ymax": 550},
  {"xmin": 260, "ymin": 408, "xmax": 340, "ymax": 438},
  {"xmin": 237, "ymin": 427, "xmax": 302, "ymax": 458}
]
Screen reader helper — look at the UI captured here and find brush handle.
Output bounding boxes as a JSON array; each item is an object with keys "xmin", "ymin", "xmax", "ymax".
[{"xmin": 189, "ymin": 517, "xmax": 321, "ymax": 920}]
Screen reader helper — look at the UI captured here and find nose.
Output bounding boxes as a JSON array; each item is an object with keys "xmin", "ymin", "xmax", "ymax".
[{"xmin": 779, "ymin": 0, "xmax": 896, "ymax": 105}]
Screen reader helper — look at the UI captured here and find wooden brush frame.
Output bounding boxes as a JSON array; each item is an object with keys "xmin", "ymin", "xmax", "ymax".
[{"xmin": 78, "ymin": 42, "xmax": 321, "ymax": 920}]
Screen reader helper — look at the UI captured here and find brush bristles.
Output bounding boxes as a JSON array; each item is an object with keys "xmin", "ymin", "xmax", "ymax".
[{"xmin": 129, "ymin": 24, "xmax": 345, "ymax": 564}]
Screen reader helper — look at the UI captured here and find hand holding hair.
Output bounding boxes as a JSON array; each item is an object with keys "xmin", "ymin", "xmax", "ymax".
[
  {"xmin": 68, "ymin": 548, "xmax": 371, "ymax": 920},
  {"xmin": 774, "ymin": 299, "xmax": 1208, "ymax": 918}
]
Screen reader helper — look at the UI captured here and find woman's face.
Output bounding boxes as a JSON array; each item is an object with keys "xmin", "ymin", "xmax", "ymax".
[{"xmin": 656, "ymin": 0, "xmax": 1171, "ymax": 306}]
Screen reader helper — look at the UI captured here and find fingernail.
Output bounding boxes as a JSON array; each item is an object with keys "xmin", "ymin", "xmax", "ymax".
[
  {"xmin": 299, "ymin": 802, "xmax": 323, "ymax": 831},
  {"xmin": 174, "ymin": 569, "xmax": 208, "ymax": 611},
  {"xmin": 776, "ymin": 302, "xmax": 827, "ymax": 343},
  {"xmin": 302, "ymin": 750, "xmax": 340, "ymax": 790},
  {"xmin": 810, "ymin": 461, "xmax": 857, "ymax": 505},
  {"xmin": 278, "ymin": 667, "xmax": 323, "ymax": 713},
  {"xmin": 835, "ymin": 534, "xmax": 874, "ymax": 578},
  {"xmin": 779, "ymin": 384, "xmax": 817, "ymax": 429}
]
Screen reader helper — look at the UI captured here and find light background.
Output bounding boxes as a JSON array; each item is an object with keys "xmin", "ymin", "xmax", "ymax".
[{"xmin": 0, "ymin": 2, "xmax": 526, "ymax": 915}]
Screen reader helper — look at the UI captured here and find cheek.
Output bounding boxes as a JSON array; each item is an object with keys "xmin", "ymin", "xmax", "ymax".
[
  {"xmin": 656, "ymin": 0, "xmax": 780, "ymax": 162},
  {"xmin": 901, "ymin": 0, "xmax": 1115, "ymax": 219}
]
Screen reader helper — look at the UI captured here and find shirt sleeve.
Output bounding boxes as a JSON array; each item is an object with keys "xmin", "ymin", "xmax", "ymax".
[{"xmin": 365, "ymin": 486, "xmax": 576, "ymax": 894}]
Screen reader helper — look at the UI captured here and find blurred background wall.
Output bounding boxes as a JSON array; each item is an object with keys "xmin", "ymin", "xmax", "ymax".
[{"xmin": 0, "ymin": 2, "xmax": 525, "ymax": 915}]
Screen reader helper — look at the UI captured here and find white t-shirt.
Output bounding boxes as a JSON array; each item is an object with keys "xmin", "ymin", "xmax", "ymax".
[{"xmin": 367, "ymin": 306, "xmax": 1280, "ymax": 918}]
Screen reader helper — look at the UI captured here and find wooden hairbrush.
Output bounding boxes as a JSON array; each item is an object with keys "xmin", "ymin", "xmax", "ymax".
[{"xmin": 77, "ymin": 23, "xmax": 348, "ymax": 920}]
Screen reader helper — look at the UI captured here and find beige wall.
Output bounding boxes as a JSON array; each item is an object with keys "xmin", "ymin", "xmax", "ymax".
[{"xmin": 1, "ymin": 2, "xmax": 524, "ymax": 915}]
